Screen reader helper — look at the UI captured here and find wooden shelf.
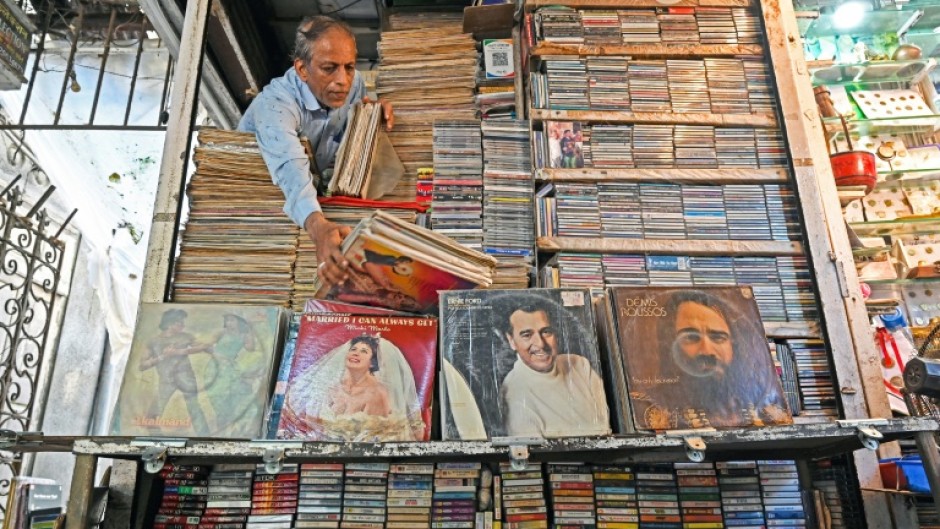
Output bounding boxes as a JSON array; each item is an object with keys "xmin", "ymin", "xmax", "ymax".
[
  {"xmin": 527, "ymin": 0, "xmax": 754, "ymax": 8},
  {"xmin": 12, "ymin": 418, "xmax": 924, "ymax": 463},
  {"xmin": 530, "ymin": 109, "xmax": 778, "ymax": 128},
  {"xmin": 531, "ymin": 42, "xmax": 765, "ymax": 58},
  {"xmin": 537, "ymin": 237, "xmax": 803, "ymax": 255},
  {"xmin": 538, "ymin": 167, "xmax": 790, "ymax": 184}
]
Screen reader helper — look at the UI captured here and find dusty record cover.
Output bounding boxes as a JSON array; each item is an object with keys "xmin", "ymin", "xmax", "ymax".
[
  {"xmin": 111, "ymin": 303, "xmax": 287, "ymax": 438},
  {"xmin": 278, "ymin": 313, "xmax": 438, "ymax": 441},
  {"xmin": 439, "ymin": 289, "xmax": 610, "ymax": 440},
  {"xmin": 609, "ymin": 286, "xmax": 792, "ymax": 431}
]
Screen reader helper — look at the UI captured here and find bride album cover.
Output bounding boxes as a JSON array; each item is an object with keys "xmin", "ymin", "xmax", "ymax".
[
  {"xmin": 111, "ymin": 303, "xmax": 288, "ymax": 438},
  {"xmin": 609, "ymin": 286, "xmax": 793, "ymax": 431},
  {"xmin": 439, "ymin": 289, "xmax": 611, "ymax": 440},
  {"xmin": 276, "ymin": 312, "xmax": 438, "ymax": 441}
]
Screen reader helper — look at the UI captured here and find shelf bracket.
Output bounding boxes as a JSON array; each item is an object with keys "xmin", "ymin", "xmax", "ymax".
[
  {"xmin": 0, "ymin": 430, "xmax": 43, "ymax": 450},
  {"xmin": 665, "ymin": 429, "xmax": 714, "ymax": 462},
  {"xmin": 492, "ymin": 436, "xmax": 542, "ymax": 471},
  {"xmin": 249, "ymin": 441, "xmax": 304, "ymax": 474},
  {"xmin": 837, "ymin": 419, "xmax": 886, "ymax": 451},
  {"xmin": 130, "ymin": 438, "xmax": 188, "ymax": 474}
]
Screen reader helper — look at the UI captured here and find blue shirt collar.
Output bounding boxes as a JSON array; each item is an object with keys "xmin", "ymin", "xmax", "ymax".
[{"xmin": 286, "ymin": 67, "xmax": 325, "ymax": 113}]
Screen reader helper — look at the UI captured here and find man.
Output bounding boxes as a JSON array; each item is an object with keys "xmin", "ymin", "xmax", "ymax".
[
  {"xmin": 642, "ymin": 290, "xmax": 790, "ymax": 430},
  {"xmin": 239, "ymin": 16, "xmax": 393, "ymax": 287},
  {"xmin": 498, "ymin": 298, "xmax": 610, "ymax": 438}
]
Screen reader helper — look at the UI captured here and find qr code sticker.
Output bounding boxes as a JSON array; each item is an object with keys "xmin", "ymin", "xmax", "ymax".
[{"xmin": 491, "ymin": 51, "xmax": 509, "ymax": 67}]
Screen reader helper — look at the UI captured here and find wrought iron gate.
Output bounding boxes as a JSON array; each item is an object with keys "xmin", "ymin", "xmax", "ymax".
[{"xmin": 0, "ymin": 177, "xmax": 72, "ymax": 515}]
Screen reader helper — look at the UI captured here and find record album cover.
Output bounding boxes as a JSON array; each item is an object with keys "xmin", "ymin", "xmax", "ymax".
[
  {"xmin": 609, "ymin": 287, "xmax": 792, "ymax": 431},
  {"xmin": 439, "ymin": 289, "xmax": 610, "ymax": 440},
  {"xmin": 545, "ymin": 121, "xmax": 584, "ymax": 169},
  {"xmin": 111, "ymin": 303, "xmax": 288, "ymax": 438},
  {"xmin": 277, "ymin": 312, "xmax": 438, "ymax": 441}
]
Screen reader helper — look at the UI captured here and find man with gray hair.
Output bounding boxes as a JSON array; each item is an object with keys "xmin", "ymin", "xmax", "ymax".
[{"xmin": 239, "ymin": 16, "xmax": 393, "ymax": 287}]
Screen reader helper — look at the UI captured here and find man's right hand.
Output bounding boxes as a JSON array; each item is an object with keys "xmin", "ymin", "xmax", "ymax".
[{"xmin": 305, "ymin": 212, "xmax": 352, "ymax": 286}]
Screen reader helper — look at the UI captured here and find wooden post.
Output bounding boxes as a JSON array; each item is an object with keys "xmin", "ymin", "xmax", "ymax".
[
  {"xmin": 759, "ymin": 0, "xmax": 916, "ymax": 525},
  {"xmin": 64, "ymin": 454, "xmax": 97, "ymax": 529}
]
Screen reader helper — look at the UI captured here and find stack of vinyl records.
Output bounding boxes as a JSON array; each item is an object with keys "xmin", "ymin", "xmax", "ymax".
[
  {"xmin": 482, "ymin": 120, "xmax": 533, "ymax": 288},
  {"xmin": 758, "ymin": 461, "xmax": 807, "ymax": 525},
  {"xmin": 297, "ymin": 463, "xmax": 344, "ymax": 529},
  {"xmin": 250, "ymin": 463, "xmax": 299, "ymax": 528},
  {"xmin": 387, "ymin": 463, "xmax": 434, "ymax": 529},
  {"xmin": 327, "ymin": 102, "xmax": 383, "ymax": 198},
  {"xmin": 387, "ymin": 11, "xmax": 463, "ymax": 30},
  {"xmin": 154, "ymin": 464, "xmax": 209, "ymax": 527},
  {"xmin": 431, "ymin": 121, "xmax": 485, "ymax": 250},
  {"xmin": 205, "ymin": 464, "xmax": 254, "ymax": 527},
  {"xmin": 377, "ymin": 20, "xmax": 477, "ymax": 195},
  {"xmin": 635, "ymin": 464, "xmax": 680, "ymax": 528},
  {"xmin": 675, "ymin": 462, "xmax": 723, "ymax": 528},
  {"xmin": 717, "ymin": 461, "xmax": 765, "ymax": 528},
  {"xmin": 291, "ymin": 232, "xmax": 317, "ymax": 311},
  {"xmin": 341, "ymin": 463, "xmax": 389, "ymax": 529},
  {"xmin": 499, "ymin": 462, "xmax": 548, "ymax": 528},
  {"xmin": 587, "ymin": 57, "xmax": 630, "ymax": 110},
  {"xmin": 547, "ymin": 463, "xmax": 596, "ymax": 527},
  {"xmin": 432, "ymin": 463, "xmax": 480, "ymax": 529},
  {"xmin": 175, "ymin": 128, "xmax": 298, "ymax": 306},
  {"xmin": 593, "ymin": 465, "xmax": 637, "ymax": 527}
]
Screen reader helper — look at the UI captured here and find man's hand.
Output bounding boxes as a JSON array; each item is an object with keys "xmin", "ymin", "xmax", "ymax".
[
  {"xmin": 305, "ymin": 212, "xmax": 352, "ymax": 286},
  {"xmin": 363, "ymin": 96, "xmax": 395, "ymax": 132}
]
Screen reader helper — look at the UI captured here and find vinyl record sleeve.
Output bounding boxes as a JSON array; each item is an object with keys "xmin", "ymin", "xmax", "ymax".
[
  {"xmin": 111, "ymin": 303, "xmax": 287, "ymax": 438},
  {"xmin": 609, "ymin": 287, "xmax": 792, "ymax": 431},
  {"xmin": 439, "ymin": 289, "xmax": 611, "ymax": 440},
  {"xmin": 277, "ymin": 313, "xmax": 438, "ymax": 441}
]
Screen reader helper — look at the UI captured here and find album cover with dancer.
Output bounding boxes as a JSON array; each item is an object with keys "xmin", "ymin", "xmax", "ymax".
[
  {"xmin": 277, "ymin": 312, "xmax": 438, "ymax": 441},
  {"xmin": 439, "ymin": 289, "xmax": 610, "ymax": 440},
  {"xmin": 609, "ymin": 286, "xmax": 792, "ymax": 431},
  {"xmin": 111, "ymin": 303, "xmax": 288, "ymax": 438}
]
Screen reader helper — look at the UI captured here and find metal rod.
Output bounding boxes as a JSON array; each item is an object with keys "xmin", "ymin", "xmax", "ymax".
[
  {"xmin": 52, "ymin": 209, "xmax": 77, "ymax": 240},
  {"xmin": 25, "ymin": 185, "xmax": 55, "ymax": 219},
  {"xmin": 53, "ymin": 5, "xmax": 84, "ymax": 126},
  {"xmin": 19, "ymin": 1, "xmax": 54, "ymax": 126},
  {"xmin": 0, "ymin": 125, "xmax": 167, "ymax": 131},
  {"xmin": 158, "ymin": 57, "xmax": 174, "ymax": 126},
  {"xmin": 88, "ymin": 7, "xmax": 118, "ymax": 125},
  {"xmin": 0, "ymin": 175, "xmax": 22, "ymax": 198},
  {"xmin": 123, "ymin": 17, "xmax": 148, "ymax": 126},
  {"xmin": 914, "ymin": 431, "xmax": 940, "ymax": 515}
]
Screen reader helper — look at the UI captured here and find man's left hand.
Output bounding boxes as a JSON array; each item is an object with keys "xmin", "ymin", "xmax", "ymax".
[{"xmin": 363, "ymin": 96, "xmax": 394, "ymax": 131}]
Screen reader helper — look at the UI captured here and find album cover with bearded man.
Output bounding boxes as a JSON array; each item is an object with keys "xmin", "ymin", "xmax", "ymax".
[
  {"xmin": 609, "ymin": 286, "xmax": 792, "ymax": 432},
  {"xmin": 439, "ymin": 289, "xmax": 611, "ymax": 440},
  {"xmin": 277, "ymin": 312, "xmax": 438, "ymax": 441}
]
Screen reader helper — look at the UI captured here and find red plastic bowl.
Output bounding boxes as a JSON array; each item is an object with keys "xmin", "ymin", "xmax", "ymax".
[{"xmin": 831, "ymin": 150, "xmax": 877, "ymax": 193}]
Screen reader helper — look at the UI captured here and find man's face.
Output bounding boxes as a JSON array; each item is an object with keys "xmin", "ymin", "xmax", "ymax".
[
  {"xmin": 506, "ymin": 310, "xmax": 558, "ymax": 373},
  {"xmin": 671, "ymin": 301, "xmax": 733, "ymax": 379},
  {"xmin": 294, "ymin": 28, "xmax": 357, "ymax": 109}
]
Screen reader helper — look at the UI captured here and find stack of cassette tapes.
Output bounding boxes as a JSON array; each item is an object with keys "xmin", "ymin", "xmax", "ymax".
[
  {"xmin": 547, "ymin": 463, "xmax": 596, "ymax": 527},
  {"xmin": 387, "ymin": 463, "xmax": 434, "ymax": 529},
  {"xmin": 154, "ymin": 464, "xmax": 209, "ymax": 528},
  {"xmin": 251, "ymin": 463, "xmax": 299, "ymax": 528},
  {"xmin": 675, "ymin": 462, "xmax": 723, "ymax": 528},
  {"xmin": 432, "ymin": 463, "xmax": 481, "ymax": 529},
  {"xmin": 500, "ymin": 462, "xmax": 549, "ymax": 528},
  {"xmin": 297, "ymin": 463, "xmax": 345, "ymax": 529},
  {"xmin": 341, "ymin": 463, "xmax": 390, "ymax": 529},
  {"xmin": 205, "ymin": 464, "xmax": 253, "ymax": 527},
  {"xmin": 593, "ymin": 465, "xmax": 638, "ymax": 528},
  {"xmin": 758, "ymin": 461, "xmax": 807, "ymax": 527},
  {"xmin": 635, "ymin": 464, "xmax": 681, "ymax": 528},
  {"xmin": 717, "ymin": 461, "xmax": 765, "ymax": 529}
]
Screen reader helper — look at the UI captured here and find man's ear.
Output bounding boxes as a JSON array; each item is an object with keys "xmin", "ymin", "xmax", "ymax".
[{"xmin": 294, "ymin": 58, "xmax": 308, "ymax": 81}]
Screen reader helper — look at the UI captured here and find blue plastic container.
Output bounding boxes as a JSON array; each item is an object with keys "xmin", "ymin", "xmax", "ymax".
[{"xmin": 896, "ymin": 456, "xmax": 931, "ymax": 494}]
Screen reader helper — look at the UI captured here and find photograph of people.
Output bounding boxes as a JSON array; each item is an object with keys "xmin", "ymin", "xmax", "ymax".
[
  {"xmin": 280, "ymin": 333, "xmax": 425, "ymax": 441},
  {"xmin": 498, "ymin": 297, "xmax": 610, "ymax": 438},
  {"xmin": 639, "ymin": 289, "xmax": 791, "ymax": 430},
  {"xmin": 204, "ymin": 313, "xmax": 264, "ymax": 433}
]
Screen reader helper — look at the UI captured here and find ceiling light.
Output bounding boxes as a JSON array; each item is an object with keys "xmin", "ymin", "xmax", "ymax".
[{"xmin": 832, "ymin": 1, "xmax": 872, "ymax": 30}]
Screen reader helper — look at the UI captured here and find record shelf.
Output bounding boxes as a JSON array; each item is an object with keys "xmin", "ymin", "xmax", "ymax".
[
  {"xmin": 537, "ymin": 167, "xmax": 791, "ymax": 183},
  {"xmin": 529, "ymin": 109, "xmax": 777, "ymax": 127},
  {"xmin": 1, "ymin": 418, "xmax": 938, "ymax": 529}
]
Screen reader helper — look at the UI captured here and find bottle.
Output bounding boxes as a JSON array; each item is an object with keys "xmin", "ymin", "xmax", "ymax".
[{"xmin": 878, "ymin": 309, "xmax": 919, "ymax": 414}]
